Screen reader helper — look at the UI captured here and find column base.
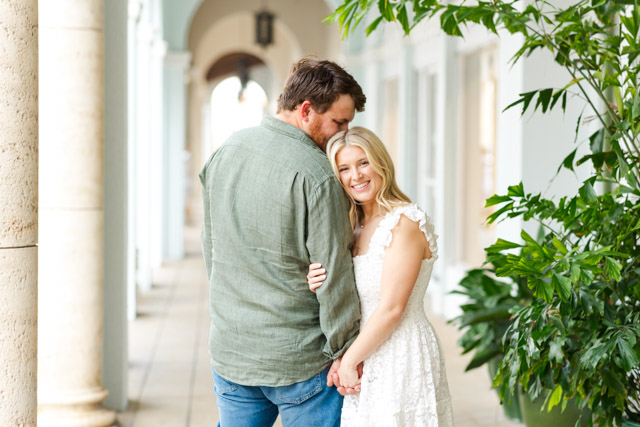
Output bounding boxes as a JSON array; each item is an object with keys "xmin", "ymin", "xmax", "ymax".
[{"xmin": 38, "ymin": 405, "xmax": 116, "ymax": 427}]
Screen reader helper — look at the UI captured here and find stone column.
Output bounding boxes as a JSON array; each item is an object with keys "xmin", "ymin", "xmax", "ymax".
[
  {"xmin": 38, "ymin": 1, "xmax": 115, "ymax": 425},
  {"xmin": 127, "ymin": 0, "xmax": 142, "ymax": 319},
  {"xmin": 135, "ymin": 19, "xmax": 153, "ymax": 292},
  {"xmin": 150, "ymin": 35, "xmax": 167, "ymax": 269},
  {"xmin": 103, "ymin": 0, "xmax": 129, "ymax": 411},
  {"xmin": 0, "ymin": 1, "xmax": 39, "ymax": 426},
  {"xmin": 163, "ymin": 50, "xmax": 191, "ymax": 260}
]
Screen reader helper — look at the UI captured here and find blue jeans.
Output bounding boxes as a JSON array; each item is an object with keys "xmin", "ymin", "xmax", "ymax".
[{"xmin": 212, "ymin": 365, "xmax": 342, "ymax": 427}]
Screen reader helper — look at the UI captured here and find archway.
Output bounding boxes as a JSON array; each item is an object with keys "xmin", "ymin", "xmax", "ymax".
[{"xmin": 206, "ymin": 53, "xmax": 270, "ymax": 154}]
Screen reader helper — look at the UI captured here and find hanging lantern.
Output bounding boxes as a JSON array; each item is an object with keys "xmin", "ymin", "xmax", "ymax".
[{"xmin": 255, "ymin": 10, "xmax": 274, "ymax": 48}]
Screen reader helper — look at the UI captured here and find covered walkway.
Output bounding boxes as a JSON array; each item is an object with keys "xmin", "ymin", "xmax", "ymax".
[{"xmin": 116, "ymin": 227, "xmax": 521, "ymax": 427}]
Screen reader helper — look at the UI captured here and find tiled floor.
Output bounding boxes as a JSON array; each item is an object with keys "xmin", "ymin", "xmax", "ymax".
[{"xmin": 115, "ymin": 228, "xmax": 521, "ymax": 427}]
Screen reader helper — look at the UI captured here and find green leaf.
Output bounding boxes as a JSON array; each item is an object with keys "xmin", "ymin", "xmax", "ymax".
[
  {"xmin": 459, "ymin": 305, "xmax": 513, "ymax": 327},
  {"xmin": 603, "ymin": 257, "xmax": 622, "ymax": 281},
  {"xmin": 574, "ymin": 110, "xmax": 584, "ymax": 144},
  {"xmin": 552, "ymin": 273, "xmax": 572, "ymax": 301},
  {"xmin": 614, "ymin": 86, "xmax": 624, "ymax": 114},
  {"xmin": 617, "ymin": 337, "xmax": 640, "ymax": 371},
  {"xmin": 550, "ymin": 89, "xmax": 564, "ymax": 111},
  {"xmin": 549, "ymin": 338, "xmax": 566, "ymax": 363},
  {"xmin": 465, "ymin": 345, "xmax": 502, "ymax": 371},
  {"xmin": 616, "ymin": 149, "xmax": 630, "ymax": 178},
  {"xmin": 365, "ymin": 16, "xmax": 384, "ymax": 35},
  {"xmin": 577, "ymin": 152, "xmax": 605, "ymax": 170},
  {"xmin": 481, "ymin": 11, "xmax": 497, "ymax": 34},
  {"xmin": 580, "ymin": 289, "xmax": 604, "ymax": 314},
  {"xmin": 507, "ymin": 182, "xmax": 524, "ymax": 197},
  {"xmin": 581, "ymin": 267, "xmax": 595, "ymax": 284},
  {"xmin": 604, "ymin": 151, "xmax": 617, "ymax": 169},
  {"xmin": 570, "ymin": 263, "xmax": 581, "ymax": 282},
  {"xmin": 589, "ymin": 128, "xmax": 605, "ymax": 153},
  {"xmin": 486, "ymin": 238, "xmax": 522, "ymax": 253},
  {"xmin": 397, "ymin": 4, "xmax": 410, "ymax": 34},
  {"xmin": 529, "ymin": 277, "xmax": 553, "ymax": 302},
  {"xmin": 559, "ymin": 148, "xmax": 577, "ymax": 172},
  {"xmin": 579, "ymin": 181, "xmax": 597, "ymax": 203},
  {"xmin": 602, "ymin": 369, "xmax": 626, "ymax": 395},
  {"xmin": 485, "ymin": 194, "xmax": 512, "ymax": 207},
  {"xmin": 440, "ymin": 7, "xmax": 462, "ymax": 36},
  {"xmin": 552, "ymin": 236, "xmax": 568, "ymax": 255},
  {"xmin": 632, "ymin": 89, "xmax": 640, "ymax": 121},
  {"xmin": 378, "ymin": 0, "xmax": 395, "ymax": 21},
  {"xmin": 520, "ymin": 229, "xmax": 537, "ymax": 246},
  {"xmin": 547, "ymin": 384, "xmax": 563, "ymax": 412},
  {"xmin": 486, "ymin": 202, "xmax": 514, "ymax": 224},
  {"xmin": 535, "ymin": 88, "xmax": 554, "ymax": 113},
  {"xmin": 339, "ymin": 2, "xmax": 357, "ymax": 27},
  {"xmin": 503, "ymin": 91, "xmax": 537, "ymax": 115},
  {"xmin": 628, "ymin": 171, "xmax": 639, "ymax": 189},
  {"xmin": 580, "ymin": 339, "xmax": 608, "ymax": 370}
]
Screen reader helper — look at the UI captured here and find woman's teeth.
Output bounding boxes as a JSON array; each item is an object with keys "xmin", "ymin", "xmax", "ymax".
[{"xmin": 353, "ymin": 181, "xmax": 369, "ymax": 189}]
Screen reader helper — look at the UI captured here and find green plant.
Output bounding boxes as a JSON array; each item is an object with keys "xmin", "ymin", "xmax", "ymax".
[
  {"xmin": 329, "ymin": 0, "xmax": 640, "ymax": 425},
  {"xmin": 486, "ymin": 180, "xmax": 640, "ymax": 425},
  {"xmin": 451, "ymin": 254, "xmax": 532, "ymax": 373},
  {"xmin": 450, "ymin": 255, "xmax": 533, "ymax": 421}
]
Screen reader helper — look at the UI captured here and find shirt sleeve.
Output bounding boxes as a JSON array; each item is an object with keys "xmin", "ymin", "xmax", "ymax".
[
  {"xmin": 306, "ymin": 177, "xmax": 361, "ymax": 360},
  {"xmin": 199, "ymin": 165, "xmax": 213, "ymax": 279}
]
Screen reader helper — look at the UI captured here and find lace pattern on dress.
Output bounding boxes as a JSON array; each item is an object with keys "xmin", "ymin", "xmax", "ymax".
[{"xmin": 367, "ymin": 203, "xmax": 438, "ymax": 261}]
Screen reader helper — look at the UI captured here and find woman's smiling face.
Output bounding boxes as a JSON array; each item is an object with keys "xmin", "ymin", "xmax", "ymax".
[{"xmin": 335, "ymin": 145, "xmax": 382, "ymax": 206}]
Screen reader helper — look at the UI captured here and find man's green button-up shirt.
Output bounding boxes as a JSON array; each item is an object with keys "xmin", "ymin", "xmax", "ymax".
[{"xmin": 200, "ymin": 115, "xmax": 361, "ymax": 386}]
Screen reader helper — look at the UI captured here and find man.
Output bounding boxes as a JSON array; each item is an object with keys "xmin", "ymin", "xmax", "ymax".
[{"xmin": 200, "ymin": 57, "xmax": 366, "ymax": 426}]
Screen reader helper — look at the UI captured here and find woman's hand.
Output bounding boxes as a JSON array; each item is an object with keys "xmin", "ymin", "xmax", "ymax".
[
  {"xmin": 307, "ymin": 263, "xmax": 326, "ymax": 292},
  {"xmin": 337, "ymin": 359, "xmax": 361, "ymax": 388}
]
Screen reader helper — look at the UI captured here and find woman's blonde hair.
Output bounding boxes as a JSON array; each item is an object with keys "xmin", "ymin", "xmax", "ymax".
[{"xmin": 326, "ymin": 127, "xmax": 411, "ymax": 230}]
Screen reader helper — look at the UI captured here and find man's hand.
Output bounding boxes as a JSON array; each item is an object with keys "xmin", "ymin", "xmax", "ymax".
[
  {"xmin": 327, "ymin": 358, "xmax": 341, "ymax": 387},
  {"xmin": 327, "ymin": 359, "xmax": 363, "ymax": 396}
]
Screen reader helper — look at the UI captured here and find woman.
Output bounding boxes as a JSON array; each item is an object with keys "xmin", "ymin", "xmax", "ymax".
[{"xmin": 307, "ymin": 127, "xmax": 453, "ymax": 426}]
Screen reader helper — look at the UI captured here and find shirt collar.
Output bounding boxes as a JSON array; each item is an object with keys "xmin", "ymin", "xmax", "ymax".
[{"xmin": 260, "ymin": 115, "xmax": 322, "ymax": 152}]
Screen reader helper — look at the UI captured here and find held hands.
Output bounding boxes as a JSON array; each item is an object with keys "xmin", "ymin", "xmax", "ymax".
[
  {"xmin": 327, "ymin": 358, "xmax": 363, "ymax": 396},
  {"xmin": 307, "ymin": 263, "xmax": 326, "ymax": 292},
  {"xmin": 337, "ymin": 359, "xmax": 361, "ymax": 389}
]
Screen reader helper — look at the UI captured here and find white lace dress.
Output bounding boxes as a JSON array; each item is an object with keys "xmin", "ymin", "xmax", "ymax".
[{"xmin": 341, "ymin": 204, "xmax": 454, "ymax": 427}]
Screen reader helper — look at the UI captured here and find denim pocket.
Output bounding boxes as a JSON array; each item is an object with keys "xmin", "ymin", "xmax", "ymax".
[
  {"xmin": 212, "ymin": 370, "xmax": 238, "ymax": 395},
  {"xmin": 275, "ymin": 372, "xmax": 323, "ymax": 405}
]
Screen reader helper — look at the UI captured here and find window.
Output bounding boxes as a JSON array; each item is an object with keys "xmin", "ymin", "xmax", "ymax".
[{"xmin": 459, "ymin": 47, "xmax": 498, "ymax": 267}]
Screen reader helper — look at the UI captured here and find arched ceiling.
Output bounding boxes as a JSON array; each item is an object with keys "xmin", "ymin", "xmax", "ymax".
[
  {"xmin": 163, "ymin": 0, "xmax": 342, "ymax": 52},
  {"xmin": 206, "ymin": 53, "xmax": 264, "ymax": 83},
  {"xmin": 188, "ymin": 0, "xmax": 339, "ymax": 56}
]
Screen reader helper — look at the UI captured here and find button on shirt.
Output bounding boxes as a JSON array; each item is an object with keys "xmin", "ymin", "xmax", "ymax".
[{"xmin": 200, "ymin": 115, "xmax": 361, "ymax": 386}]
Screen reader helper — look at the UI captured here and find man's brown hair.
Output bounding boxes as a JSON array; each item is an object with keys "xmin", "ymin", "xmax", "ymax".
[{"xmin": 277, "ymin": 57, "xmax": 366, "ymax": 114}]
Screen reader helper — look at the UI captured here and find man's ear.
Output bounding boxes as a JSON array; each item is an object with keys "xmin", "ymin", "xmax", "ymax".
[{"xmin": 300, "ymin": 100, "xmax": 313, "ymax": 123}]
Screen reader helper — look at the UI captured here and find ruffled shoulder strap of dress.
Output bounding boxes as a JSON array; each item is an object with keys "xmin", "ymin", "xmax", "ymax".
[{"xmin": 369, "ymin": 203, "xmax": 439, "ymax": 260}]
